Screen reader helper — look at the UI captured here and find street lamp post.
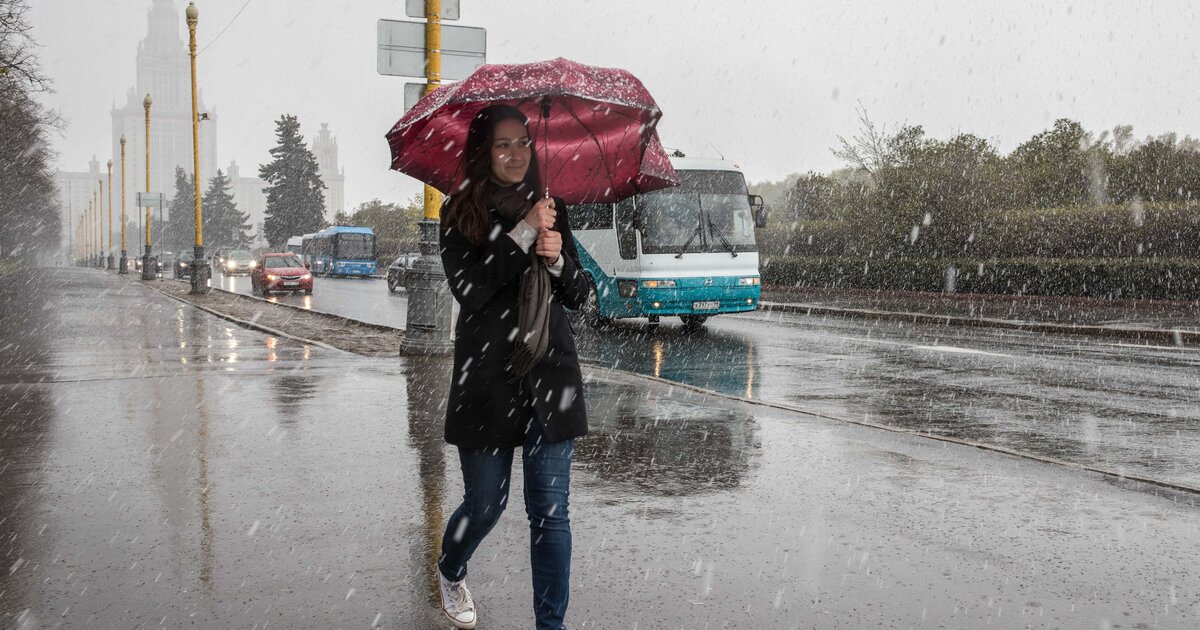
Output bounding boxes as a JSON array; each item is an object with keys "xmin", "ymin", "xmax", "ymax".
[
  {"xmin": 85, "ymin": 197, "xmax": 91, "ymax": 266},
  {"xmin": 401, "ymin": 0, "xmax": 453, "ymax": 355},
  {"xmin": 107, "ymin": 159, "xmax": 114, "ymax": 269},
  {"xmin": 141, "ymin": 93, "xmax": 155, "ymax": 280},
  {"xmin": 119, "ymin": 135, "xmax": 128, "ymax": 274},
  {"xmin": 93, "ymin": 188, "xmax": 100, "ymax": 267},
  {"xmin": 186, "ymin": 2, "xmax": 209, "ymax": 294},
  {"xmin": 98, "ymin": 179, "xmax": 105, "ymax": 268}
]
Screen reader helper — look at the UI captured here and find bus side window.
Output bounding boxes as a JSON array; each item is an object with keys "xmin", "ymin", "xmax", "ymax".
[{"xmin": 616, "ymin": 197, "xmax": 638, "ymax": 260}]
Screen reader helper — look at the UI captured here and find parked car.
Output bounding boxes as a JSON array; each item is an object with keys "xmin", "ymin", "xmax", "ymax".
[
  {"xmin": 219, "ymin": 249, "xmax": 256, "ymax": 275},
  {"xmin": 175, "ymin": 254, "xmax": 195, "ymax": 278},
  {"xmin": 251, "ymin": 253, "xmax": 313, "ymax": 296},
  {"xmin": 157, "ymin": 252, "xmax": 176, "ymax": 276},
  {"xmin": 387, "ymin": 253, "xmax": 421, "ymax": 292}
]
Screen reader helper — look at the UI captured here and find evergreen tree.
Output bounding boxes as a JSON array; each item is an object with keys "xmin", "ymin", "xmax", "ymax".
[
  {"xmin": 202, "ymin": 170, "xmax": 251, "ymax": 249},
  {"xmin": 259, "ymin": 114, "xmax": 326, "ymax": 248},
  {"xmin": 163, "ymin": 167, "xmax": 195, "ymax": 254}
]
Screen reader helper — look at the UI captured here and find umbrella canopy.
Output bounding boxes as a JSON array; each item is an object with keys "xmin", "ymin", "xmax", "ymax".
[{"xmin": 386, "ymin": 57, "xmax": 678, "ymax": 204}]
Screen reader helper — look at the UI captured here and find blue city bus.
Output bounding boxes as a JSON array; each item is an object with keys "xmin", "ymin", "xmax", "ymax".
[
  {"xmin": 308, "ymin": 226, "xmax": 377, "ymax": 277},
  {"xmin": 567, "ymin": 156, "xmax": 766, "ymax": 328}
]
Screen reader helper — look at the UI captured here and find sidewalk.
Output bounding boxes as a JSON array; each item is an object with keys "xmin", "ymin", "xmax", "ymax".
[
  {"xmin": 762, "ymin": 285, "xmax": 1200, "ymax": 343},
  {"xmin": 2, "ymin": 267, "xmax": 1198, "ymax": 629}
]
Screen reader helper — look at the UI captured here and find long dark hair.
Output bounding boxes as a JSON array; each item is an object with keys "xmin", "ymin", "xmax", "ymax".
[{"xmin": 445, "ymin": 104, "xmax": 542, "ymax": 244}]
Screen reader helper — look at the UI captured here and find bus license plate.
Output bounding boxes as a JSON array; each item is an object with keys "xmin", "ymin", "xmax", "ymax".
[
  {"xmin": 693, "ymin": 301, "xmax": 719, "ymax": 310},
  {"xmin": 284, "ymin": 281, "xmax": 299, "ymax": 287}
]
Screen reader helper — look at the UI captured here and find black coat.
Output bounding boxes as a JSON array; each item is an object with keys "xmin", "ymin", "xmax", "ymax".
[{"xmin": 439, "ymin": 196, "xmax": 591, "ymax": 448}]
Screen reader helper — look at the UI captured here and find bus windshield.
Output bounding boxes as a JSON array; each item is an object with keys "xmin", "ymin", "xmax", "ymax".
[
  {"xmin": 335, "ymin": 233, "xmax": 374, "ymax": 259},
  {"xmin": 639, "ymin": 170, "xmax": 756, "ymax": 254}
]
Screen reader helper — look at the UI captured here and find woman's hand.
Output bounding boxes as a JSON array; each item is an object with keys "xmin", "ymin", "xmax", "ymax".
[
  {"xmin": 522, "ymin": 197, "xmax": 556, "ymax": 232},
  {"xmin": 535, "ymin": 229, "xmax": 562, "ymax": 265}
]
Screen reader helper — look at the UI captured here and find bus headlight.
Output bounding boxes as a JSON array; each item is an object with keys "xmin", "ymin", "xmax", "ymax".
[
  {"xmin": 618, "ymin": 280, "xmax": 638, "ymax": 298},
  {"xmin": 641, "ymin": 279, "xmax": 676, "ymax": 288},
  {"xmin": 738, "ymin": 277, "xmax": 760, "ymax": 286}
]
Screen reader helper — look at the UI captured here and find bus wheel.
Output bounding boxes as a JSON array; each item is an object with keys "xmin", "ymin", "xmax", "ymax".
[
  {"xmin": 680, "ymin": 315, "xmax": 709, "ymax": 328},
  {"xmin": 582, "ymin": 275, "xmax": 612, "ymax": 328}
]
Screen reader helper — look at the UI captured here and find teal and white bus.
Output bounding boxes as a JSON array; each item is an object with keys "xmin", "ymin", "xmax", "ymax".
[{"xmin": 567, "ymin": 156, "xmax": 766, "ymax": 328}]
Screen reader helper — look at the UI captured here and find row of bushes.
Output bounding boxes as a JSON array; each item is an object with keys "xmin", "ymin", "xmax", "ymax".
[
  {"xmin": 760, "ymin": 202, "xmax": 1200, "ymax": 260},
  {"xmin": 760, "ymin": 256, "xmax": 1200, "ymax": 301}
]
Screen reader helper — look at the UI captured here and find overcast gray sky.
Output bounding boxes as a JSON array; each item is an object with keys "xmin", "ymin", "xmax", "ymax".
[{"xmin": 32, "ymin": 0, "xmax": 1200, "ymax": 209}]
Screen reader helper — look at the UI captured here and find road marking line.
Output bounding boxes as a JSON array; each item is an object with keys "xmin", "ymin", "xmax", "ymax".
[{"xmin": 839, "ymin": 336, "xmax": 1011, "ymax": 357}]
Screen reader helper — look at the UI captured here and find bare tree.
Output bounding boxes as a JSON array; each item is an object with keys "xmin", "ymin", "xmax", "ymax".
[
  {"xmin": 1, "ymin": 0, "xmax": 49, "ymax": 92},
  {"xmin": 832, "ymin": 104, "xmax": 894, "ymax": 174}
]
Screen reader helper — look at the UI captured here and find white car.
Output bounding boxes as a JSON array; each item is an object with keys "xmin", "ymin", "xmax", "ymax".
[{"xmin": 387, "ymin": 253, "xmax": 421, "ymax": 292}]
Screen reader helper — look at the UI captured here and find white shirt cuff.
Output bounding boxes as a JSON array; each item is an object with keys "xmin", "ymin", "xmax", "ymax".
[
  {"xmin": 546, "ymin": 255, "xmax": 564, "ymax": 277},
  {"xmin": 507, "ymin": 221, "xmax": 537, "ymax": 252}
]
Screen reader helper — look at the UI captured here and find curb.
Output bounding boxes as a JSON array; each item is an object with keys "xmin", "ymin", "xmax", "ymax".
[
  {"xmin": 759, "ymin": 300, "xmax": 1199, "ymax": 347},
  {"xmin": 208, "ymin": 285, "xmax": 402, "ymax": 334},
  {"xmin": 135, "ymin": 278, "xmax": 345, "ymax": 353}
]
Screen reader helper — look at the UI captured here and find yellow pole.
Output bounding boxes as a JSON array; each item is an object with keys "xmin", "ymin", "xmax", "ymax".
[
  {"xmin": 144, "ymin": 94, "xmax": 152, "ymax": 255},
  {"xmin": 94, "ymin": 188, "xmax": 99, "ymax": 263},
  {"xmin": 120, "ymin": 135, "xmax": 127, "ymax": 267},
  {"xmin": 423, "ymin": 0, "xmax": 442, "ymax": 221},
  {"xmin": 98, "ymin": 179, "xmax": 104, "ymax": 263},
  {"xmin": 86, "ymin": 198, "xmax": 91, "ymax": 262},
  {"xmin": 107, "ymin": 159, "xmax": 113, "ymax": 267},
  {"xmin": 187, "ymin": 3, "xmax": 203, "ymax": 252}
]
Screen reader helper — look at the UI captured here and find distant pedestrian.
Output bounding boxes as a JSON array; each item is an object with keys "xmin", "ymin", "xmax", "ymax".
[{"xmin": 435, "ymin": 104, "xmax": 591, "ymax": 630}]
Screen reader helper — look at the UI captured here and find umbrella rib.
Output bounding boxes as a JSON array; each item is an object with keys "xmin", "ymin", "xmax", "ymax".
[{"xmin": 560, "ymin": 99, "xmax": 620, "ymax": 200}]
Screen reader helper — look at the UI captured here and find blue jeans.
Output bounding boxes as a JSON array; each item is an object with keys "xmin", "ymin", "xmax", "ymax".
[{"xmin": 439, "ymin": 420, "xmax": 573, "ymax": 630}]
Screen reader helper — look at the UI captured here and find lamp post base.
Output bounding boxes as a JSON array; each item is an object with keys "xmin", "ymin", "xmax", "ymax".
[
  {"xmin": 400, "ymin": 219, "xmax": 453, "ymax": 356},
  {"xmin": 189, "ymin": 247, "xmax": 210, "ymax": 295},
  {"xmin": 107, "ymin": 255, "xmax": 115, "ymax": 270},
  {"xmin": 141, "ymin": 252, "xmax": 155, "ymax": 280},
  {"xmin": 119, "ymin": 252, "xmax": 128, "ymax": 275}
]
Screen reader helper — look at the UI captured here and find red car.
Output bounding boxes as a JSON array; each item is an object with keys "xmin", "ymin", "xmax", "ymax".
[{"xmin": 251, "ymin": 253, "xmax": 313, "ymax": 296}]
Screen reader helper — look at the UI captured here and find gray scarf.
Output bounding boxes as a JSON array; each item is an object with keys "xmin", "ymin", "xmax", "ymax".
[{"xmin": 490, "ymin": 184, "xmax": 552, "ymax": 379}]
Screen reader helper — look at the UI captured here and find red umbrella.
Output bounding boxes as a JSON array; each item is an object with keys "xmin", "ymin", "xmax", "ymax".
[{"xmin": 385, "ymin": 57, "xmax": 678, "ymax": 204}]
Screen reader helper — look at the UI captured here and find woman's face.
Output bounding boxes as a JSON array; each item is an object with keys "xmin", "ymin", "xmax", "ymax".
[{"xmin": 489, "ymin": 118, "xmax": 532, "ymax": 186}]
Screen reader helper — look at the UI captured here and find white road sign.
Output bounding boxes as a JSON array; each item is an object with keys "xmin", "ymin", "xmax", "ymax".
[
  {"xmin": 405, "ymin": 82, "xmax": 427, "ymax": 112},
  {"xmin": 136, "ymin": 192, "xmax": 166, "ymax": 209},
  {"xmin": 377, "ymin": 19, "xmax": 485, "ymax": 81},
  {"xmin": 405, "ymin": 0, "xmax": 460, "ymax": 21}
]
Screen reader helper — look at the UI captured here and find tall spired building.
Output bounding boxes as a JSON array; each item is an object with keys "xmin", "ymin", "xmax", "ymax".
[
  {"xmin": 111, "ymin": 0, "xmax": 216, "ymax": 219},
  {"xmin": 311, "ymin": 123, "xmax": 346, "ymax": 217}
]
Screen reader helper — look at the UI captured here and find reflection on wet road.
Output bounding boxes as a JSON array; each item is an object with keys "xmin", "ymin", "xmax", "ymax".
[
  {"xmin": 210, "ymin": 270, "xmax": 1200, "ymax": 488},
  {"xmin": 577, "ymin": 311, "xmax": 1200, "ymax": 488}
]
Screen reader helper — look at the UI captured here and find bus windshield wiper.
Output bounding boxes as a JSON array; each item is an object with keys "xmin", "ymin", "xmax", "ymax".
[
  {"xmin": 674, "ymin": 223, "xmax": 704, "ymax": 259},
  {"xmin": 707, "ymin": 219, "xmax": 738, "ymax": 258}
]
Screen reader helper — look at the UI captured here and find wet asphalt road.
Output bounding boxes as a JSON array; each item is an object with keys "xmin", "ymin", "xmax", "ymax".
[
  {"xmin": 1, "ymin": 267, "xmax": 1198, "ymax": 629},
  {"xmin": 213, "ymin": 270, "xmax": 1200, "ymax": 490}
]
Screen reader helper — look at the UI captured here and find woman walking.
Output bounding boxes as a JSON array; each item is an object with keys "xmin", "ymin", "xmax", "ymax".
[{"xmin": 435, "ymin": 104, "xmax": 590, "ymax": 630}]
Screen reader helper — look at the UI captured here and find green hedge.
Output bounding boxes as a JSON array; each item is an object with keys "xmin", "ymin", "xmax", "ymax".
[
  {"xmin": 767, "ymin": 202, "xmax": 1200, "ymax": 259},
  {"xmin": 761, "ymin": 256, "xmax": 1200, "ymax": 300}
]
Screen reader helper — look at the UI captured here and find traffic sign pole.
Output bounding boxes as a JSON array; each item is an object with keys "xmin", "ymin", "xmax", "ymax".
[{"xmin": 399, "ymin": 0, "xmax": 455, "ymax": 356}]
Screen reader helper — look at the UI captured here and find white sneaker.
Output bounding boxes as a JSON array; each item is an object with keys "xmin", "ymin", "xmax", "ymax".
[{"xmin": 438, "ymin": 572, "xmax": 477, "ymax": 629}]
